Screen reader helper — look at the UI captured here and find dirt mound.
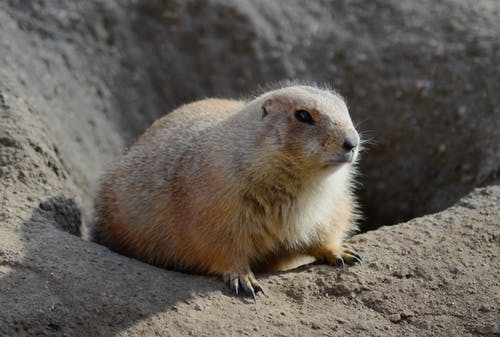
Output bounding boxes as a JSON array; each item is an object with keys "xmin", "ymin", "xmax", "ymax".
[{"xmin": 0, "ymin": 1, "xmax": 499, "ymax": 336}]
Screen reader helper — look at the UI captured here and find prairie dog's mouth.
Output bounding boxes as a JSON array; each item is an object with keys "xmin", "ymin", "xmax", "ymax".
[{"xmin": 324, "ymin": 149, "xmax": 358, "ymax": 166}]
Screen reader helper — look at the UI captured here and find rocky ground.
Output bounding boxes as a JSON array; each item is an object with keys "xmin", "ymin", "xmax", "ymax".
[{"xmin": 0, "ymin": 1, "xmax": 499, "ymax": 336}]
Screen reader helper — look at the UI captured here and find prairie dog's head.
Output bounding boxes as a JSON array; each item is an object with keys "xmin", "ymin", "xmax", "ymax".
[{"xmin": 253, "ymin": 85, "xmax": 359, "ymax": 174}]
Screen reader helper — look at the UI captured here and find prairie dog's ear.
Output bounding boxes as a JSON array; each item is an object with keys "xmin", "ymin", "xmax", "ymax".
[
  {"xmin": 261, "ymin": 97, "xmax": 289, "ymax": 118},
  {"xmin": 262, "ymin": 99, "xmax": 273, "ymax": 118}
]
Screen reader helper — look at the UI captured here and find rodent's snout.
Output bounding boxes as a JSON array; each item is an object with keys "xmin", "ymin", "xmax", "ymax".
[
  {"xmin": 342, "ymin": 129, "xmax": 360, "ymax": 152},
  {"xmin": 325, "ymin": 128, "xmax": 360, "ymax": 165}
]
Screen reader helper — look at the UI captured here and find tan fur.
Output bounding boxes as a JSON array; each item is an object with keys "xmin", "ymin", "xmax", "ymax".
[{"xmin": 93, "ymin": 85, "xmax": 361, "ymax": 281}]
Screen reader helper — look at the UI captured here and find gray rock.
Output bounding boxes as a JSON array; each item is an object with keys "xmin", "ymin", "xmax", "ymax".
[
  {"xmin": 2, "ymin": 0, "xmax": 499, "ymax": 226},
  {"xmin": 0, "ymin": 1, "xmax": 499, "ymax": 336}
]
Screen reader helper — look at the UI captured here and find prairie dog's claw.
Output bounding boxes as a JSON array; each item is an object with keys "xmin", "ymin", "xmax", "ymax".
[
  {"xmin": 352, "ymin": 254, "xmax": 364, "ymax": 264},
  {"xmin": 341, "ymin": 246, "xmax": 365, "ymax": 265},
  {"xmin": 254, "ymin": 283, "xmax": 265, "ymax": 295},
  {"xmin": 318, "ymin": 245, "xmax": 364, "ymax": 268},
  {"xmin": 224, "ymin": 272, "xmax": 263, "ymax": 300}
]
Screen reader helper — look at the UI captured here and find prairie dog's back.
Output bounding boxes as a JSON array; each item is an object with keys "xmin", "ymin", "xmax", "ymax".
[
  {"xmin": 94, "ymin": 98, "xmax": 245, "ymax": 261},
  {"xmin": 137, "ymin": 98, "xmax": 245, "ymax": 146}
]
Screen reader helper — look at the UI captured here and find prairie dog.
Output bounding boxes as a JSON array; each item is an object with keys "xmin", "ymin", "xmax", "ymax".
[{"xmin": 93, "ymin": 85, "xmax": 363, "ymax": 299}]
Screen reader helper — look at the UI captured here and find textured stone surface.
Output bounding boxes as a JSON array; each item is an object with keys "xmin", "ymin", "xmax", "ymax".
[
  {"xmin": 1, "ymin": 1, "xmax": 499, "ymax": 336},
  {"xmin": 2, "ymin": 0, "xmax": 499, "ymax": 226}
]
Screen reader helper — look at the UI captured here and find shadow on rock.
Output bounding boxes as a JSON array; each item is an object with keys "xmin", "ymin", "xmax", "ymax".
[{"xmin": 0, "ymin": 195, "xmax": 221, "ymax": 336}]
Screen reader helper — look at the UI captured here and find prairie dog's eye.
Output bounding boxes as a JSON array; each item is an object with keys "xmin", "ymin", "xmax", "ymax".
[{"xmin": 295, "ymin": 110, "xmax": 314, "ymax": 125}]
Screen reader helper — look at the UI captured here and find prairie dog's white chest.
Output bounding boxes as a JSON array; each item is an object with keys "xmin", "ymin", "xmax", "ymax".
[{"xmin": 278, "ymin": 166, "xmax": 351, "ymax": 248}]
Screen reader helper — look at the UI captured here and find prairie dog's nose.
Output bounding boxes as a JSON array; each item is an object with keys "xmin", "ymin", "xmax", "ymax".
[{"xmin": 342, "ymin": 129, "xmax": 360, "ymax": 151}]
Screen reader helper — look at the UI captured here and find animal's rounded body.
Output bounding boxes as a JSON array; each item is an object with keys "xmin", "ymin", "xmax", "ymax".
[{"xmin": 93, "ymin": 85, "xmax": 362, "ymax": 297}]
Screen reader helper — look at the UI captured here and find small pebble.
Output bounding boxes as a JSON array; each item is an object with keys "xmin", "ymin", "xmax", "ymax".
[
  {"xmin": 388, "ymin": 314, "xmax": 401, "ymax": 323},
  {"xmin": 311, "ymin": 323, "xmax": 321, "ymax": 330}
]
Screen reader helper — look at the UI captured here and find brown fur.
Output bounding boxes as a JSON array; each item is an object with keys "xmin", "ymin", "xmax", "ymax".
[{"xmin": 93, "ymin": 85, "xmax": 361, "ymax": 288}]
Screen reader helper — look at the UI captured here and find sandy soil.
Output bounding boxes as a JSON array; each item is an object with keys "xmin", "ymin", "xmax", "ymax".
[
  {"xmin": 1, "ymin": 1, "xmax": 499, "ymax": 336},
  {"xmin": 0, "ymin": 178, "xmax": 498, "ymax": 336}
]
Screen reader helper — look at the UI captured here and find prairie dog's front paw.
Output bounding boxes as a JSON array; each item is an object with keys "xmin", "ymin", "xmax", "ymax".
[
  {"xmin": 332, "ymin": 245, "xmax": 364, "ymax": 268},
  {"xmin": 223, "ymin": 271, "xmax": 264, "ymax": 300},
  {"xmin": 311, "ymin": 244, "xmax": 364, "ymax": 268}
]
